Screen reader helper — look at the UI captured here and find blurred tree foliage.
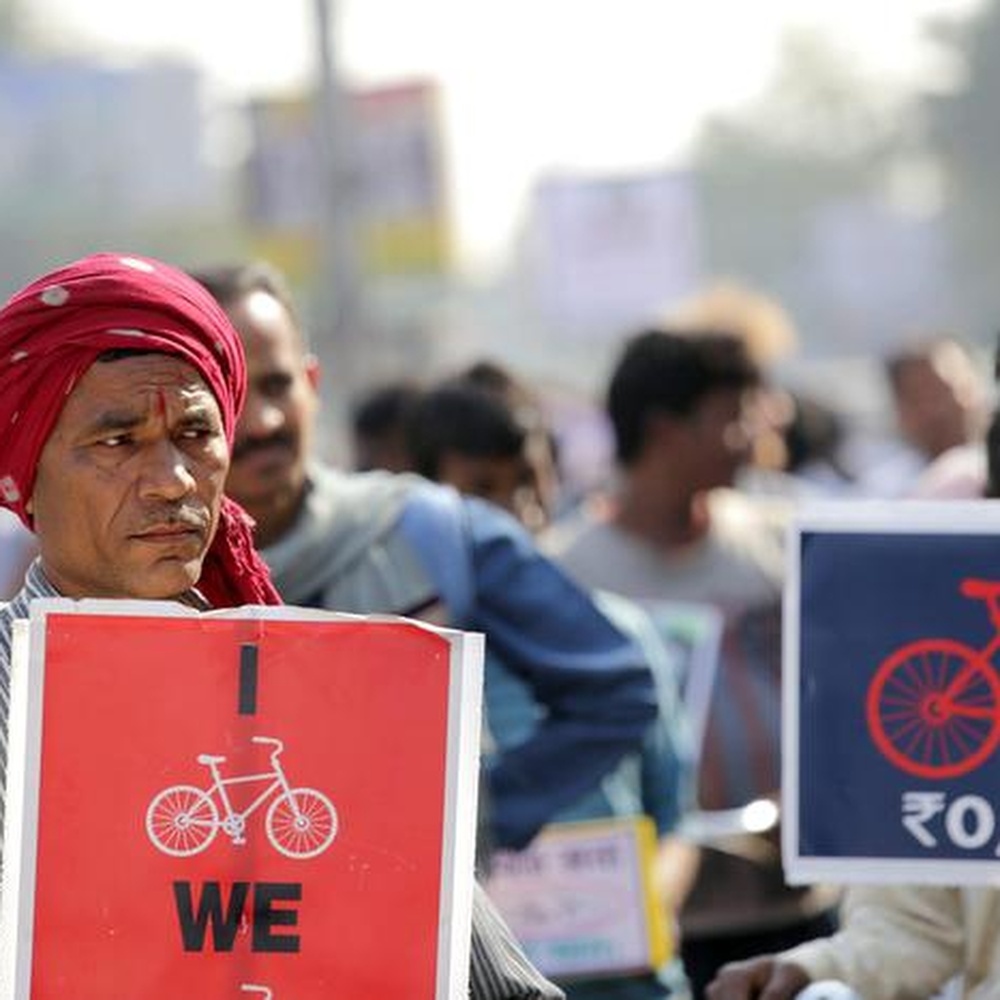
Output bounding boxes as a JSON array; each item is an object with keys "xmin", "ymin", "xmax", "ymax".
[
  {"xmin": 693, "ymin": 30, "xmax": 913, "ymax": 299},
  {"xmin": 922, "ymin": 0, "xmax": 1000, "ymax": 335},
  {"xmin": 693, "ymin": 5, "xmax": 1000, "ymax": 351},
  {"xmin": 0, "ymin": 0, "xmax": 19, "ymax": 46}
]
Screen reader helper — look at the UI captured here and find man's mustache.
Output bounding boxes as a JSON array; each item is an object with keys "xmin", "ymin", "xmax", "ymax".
[
  {"xmin": 133, "ymin": 507, "xmax": 211, "ymax": 535},
  {"xmin": 231, "ymin": 432, "xmax": 295, "ymax": 463}
]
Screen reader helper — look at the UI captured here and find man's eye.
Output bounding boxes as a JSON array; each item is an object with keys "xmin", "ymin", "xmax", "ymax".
[
  {"xmin": 98, "ymin": 435, "xmax": 129, "ymax": 448},
  {"xmin": 260, "ymin": 375, "xmax": 293, "ymax": 398}
]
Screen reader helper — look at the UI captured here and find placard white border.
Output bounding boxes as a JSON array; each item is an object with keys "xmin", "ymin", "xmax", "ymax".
[
  {"xmin": 436, "ymin": 631, "xmax": 482, "ymax": 1000},
  {"xmin": 783, "ymin": 499, "xmax": 1000, "ymax": 886},
  {"xmin": 0, "ymin": 599, "xmax": 482, "ymax": 1000},
  {"xmin": 1, "ymin": 618, "xmax": 45, "ymax": 1000}
]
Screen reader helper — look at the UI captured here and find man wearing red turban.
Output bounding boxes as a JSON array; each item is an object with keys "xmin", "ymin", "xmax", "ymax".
[{"xmin": 0, "ymin": 253, "xmax": 565, "ymax": 998}]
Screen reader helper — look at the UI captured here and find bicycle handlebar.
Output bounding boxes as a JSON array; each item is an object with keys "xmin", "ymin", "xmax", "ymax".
[
  {"xmin": 960, "ymin": 578, "xmax": 1000, "ymax": 600},
  {"xmin": 251, "ymin": 736, "xmax": 284, "ymax": 753}
]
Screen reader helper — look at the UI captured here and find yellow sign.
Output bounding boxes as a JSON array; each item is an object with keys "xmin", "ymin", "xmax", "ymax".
[
  {"xmin": 485, "ymin": 816, "xmax": 671, "ymax": 980},
  {"xmin": 245, "ymin": 83, "xmax": 451, "ymax": 277},
  {"xmin": 247, "ymin": 231, "xmax": 320, "ymax": 286}
]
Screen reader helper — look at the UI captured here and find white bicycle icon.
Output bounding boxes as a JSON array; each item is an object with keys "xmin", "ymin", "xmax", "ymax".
[{"xmin": 145, "ymin": 736, "xmax": 338, "ymax": 859}]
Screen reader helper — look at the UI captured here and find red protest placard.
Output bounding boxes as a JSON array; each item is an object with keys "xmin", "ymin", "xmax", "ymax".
[{"xmin": 1, "ymin": 601, "xmax": 482, "ymax": 1000}]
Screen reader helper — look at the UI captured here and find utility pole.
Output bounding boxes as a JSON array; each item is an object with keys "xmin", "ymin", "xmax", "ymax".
[
  {"xmin": 311, "ymin": 0, "xmax": 365, "ymax": 399},
  {"xmin": 0, "ymin": 0, "xmax": 20, "ymax": 47}
]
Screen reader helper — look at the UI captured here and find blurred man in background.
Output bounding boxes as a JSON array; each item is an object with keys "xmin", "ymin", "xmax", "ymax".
[
  {"xmin": 406, "ymin": 369, "xmax": 559, "ymax": 534},
  {"xmin": 348, "ymin": 378, "xmax": 423, "ymax": 473},
  {"xmin": 406, "ymin": 360, "xmax": 699, "ymax": 1000},
  {"xmin": 192, "ymin": 261, "xmax": 659, "ymax": 859},
  {"xmin": 545, "ymin": 328, "xmax": 839, "ymax": 998},
  {"xmin": 860, "ymin": 335, "xmax": 988, "ymax": 498},
  {"xmin": 706, "ymin": 341, "xmax": 1000, "ymax": 1000}
]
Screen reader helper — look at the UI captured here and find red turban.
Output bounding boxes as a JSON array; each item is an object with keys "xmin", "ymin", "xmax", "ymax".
[{"xmin": 0, "ymin": 252, "xmax": 280, "ymax": 608}]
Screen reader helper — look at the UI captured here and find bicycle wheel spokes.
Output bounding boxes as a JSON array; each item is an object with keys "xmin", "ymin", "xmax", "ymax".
[
  {"xmin": 145, "ymin": 784, "xmax": 218, "ymax": 857},
  {"xmin": 265, "ymin": 788, "xmax": 338, "ymax": 859},
  {"xmin": 867, "ymin": 639, "xmax": 1000, "ymax": 779},
  {"xmin": 945, "ymin": 659, "xmax": 994, "ymax": 702},
  {"xmin": 949, "ymin": 703, "xmax": 999, "ymax": 719}
]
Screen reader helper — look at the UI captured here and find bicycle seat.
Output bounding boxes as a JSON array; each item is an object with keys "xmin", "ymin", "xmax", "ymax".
[
  {"xmin": 960, "ymin": 578, "xmax": 1000, "ymax": 599},
  {"xmin": 197, "ymin": 754, "xmax": 226, "ymax": 765}
]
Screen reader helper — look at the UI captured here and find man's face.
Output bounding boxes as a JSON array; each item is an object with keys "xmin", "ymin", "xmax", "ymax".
[
  {"xmin": 663, "ymin": 387, "xmax": 757, "ymax": 493},
  {"xmin": 895, "ymin": 345, "xmax": 984, "ymax": 459},
  {"xmin": 29, "ymin": 354, "xmax": 229, "ymax": 600},
  {"xmin": 224, "ymin": 290, "xmax": 319, "ymax": 547},
  {"xmin": 437, "ymin": 450, "xmax": 540, "ymax": 525},
  {"xmin": 436, "ymin": 429, "xmax": 558, "ymax": 534}
]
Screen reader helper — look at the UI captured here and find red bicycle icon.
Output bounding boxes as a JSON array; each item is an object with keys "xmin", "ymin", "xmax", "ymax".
[{"xmin": 867, "ymin": 578, "xmax": 1000, "ymax": 779}]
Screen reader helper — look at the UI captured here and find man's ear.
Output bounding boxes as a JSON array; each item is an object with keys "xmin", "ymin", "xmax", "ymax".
[
  {"xmin": 25, "ymin": 495, "xmax": 33, "ymax": 516},
  {"xmin": 304, "ymin": 353, "xmax": 321, "ymax": 391},
  {"xmin": 646, "ymin": 411, "xmax": 681, "ymax": 451}
]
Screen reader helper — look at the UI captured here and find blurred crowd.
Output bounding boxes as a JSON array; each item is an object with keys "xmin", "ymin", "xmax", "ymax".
[
  {"xmin": 2, "ymin": 263, "xmax": 997, "ymax": 1000},
  {"xmin": 340, "ymin": 283, "xmax": 998, "ymax": 999},
  {"xmin": 329, "ymin": 276, "xmax": 994, "ymax": 995}
]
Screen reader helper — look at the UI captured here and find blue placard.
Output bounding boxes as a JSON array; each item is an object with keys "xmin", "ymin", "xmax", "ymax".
[{"xmin": 785, "ymin": 500, "xmax": 1000, "ymax": 884}]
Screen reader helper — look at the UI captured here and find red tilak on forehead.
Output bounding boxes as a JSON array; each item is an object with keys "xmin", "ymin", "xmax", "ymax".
[{"xmin": 155, "ymin": 387, "xmax": 168, "ymax": 419}]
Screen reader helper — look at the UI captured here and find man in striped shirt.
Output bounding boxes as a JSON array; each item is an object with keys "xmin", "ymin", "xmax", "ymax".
[{"xmin": 0, "ymin": 253, "xmax": 564, "ymax": 999}]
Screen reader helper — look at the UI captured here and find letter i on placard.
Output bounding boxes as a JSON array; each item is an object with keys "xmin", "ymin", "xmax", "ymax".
[{"xmin": 240, "ymin": 643, "xmax": 259, "ymax": 716}]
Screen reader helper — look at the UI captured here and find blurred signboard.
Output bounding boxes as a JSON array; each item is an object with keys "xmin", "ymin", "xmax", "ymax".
[
  {"xmin": 246, "ymin": 98, "xmax": 321, "ymax": 233},
  {"xmin": 785, "ymin": 500, "xmax": 1000, "ymax": 885},
  {"xmin": 245, "ymin": 81, "xmax": 450, "ymax": 280},
  {"xmin": 531, "ymin": 171, "xmax": 703, "ymax": 335},
  {"xmin": 486, "ymin": 816, "xmax": 670, "ymax": 980},
  {"xmin": 0, "ymin": 57, "xmax": 212, "ymax": 220},
  {"xmin": 352, "ymin": 82, "xmax": 451, "ymax": 274},
  {"xmin": 1, "ymin": 600, "xmax": 482, "ymax": 998},
  {"xmin": 808, "ymin": 198, "xmax": 953, "ymax": 351}
]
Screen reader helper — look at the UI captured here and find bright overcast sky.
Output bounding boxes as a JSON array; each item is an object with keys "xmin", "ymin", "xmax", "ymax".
[{"xmin": 30, "ymin": 0, "xmax": 985, "ymax": 270}]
